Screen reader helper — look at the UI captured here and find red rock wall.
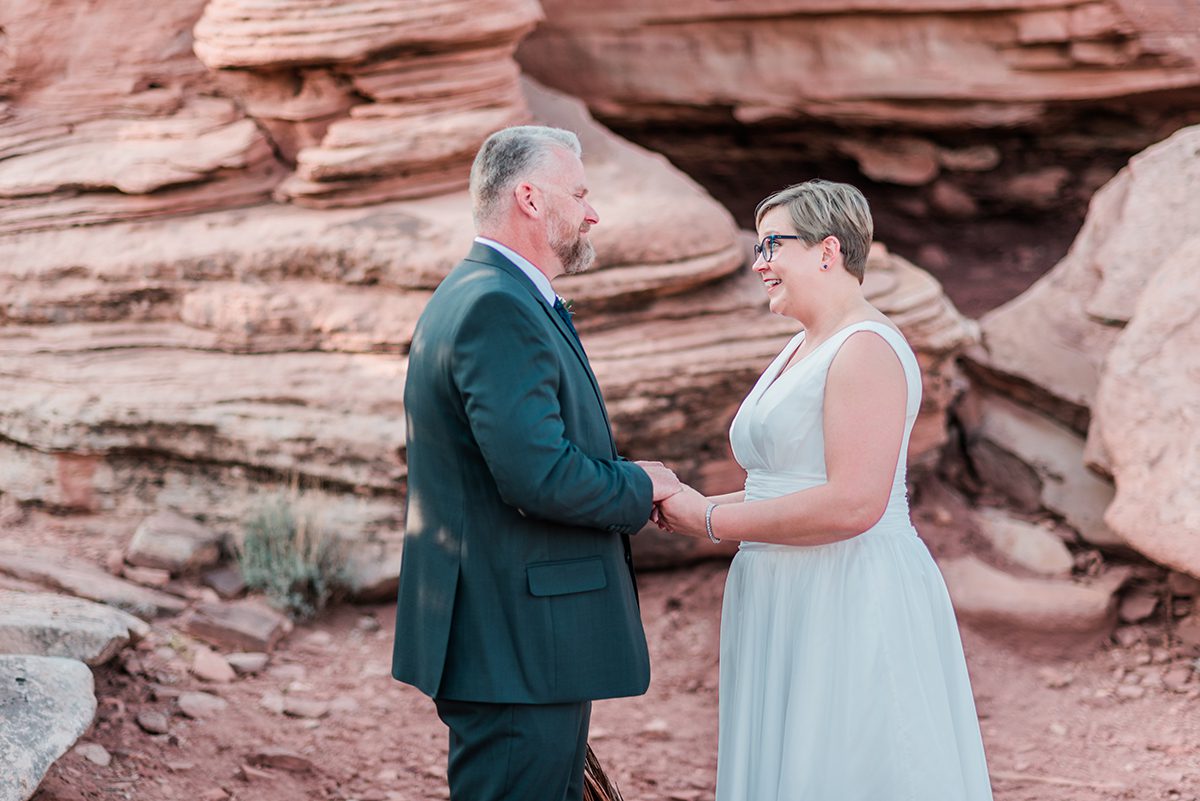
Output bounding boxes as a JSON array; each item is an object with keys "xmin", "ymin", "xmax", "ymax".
[
  {"xmin": 517, "ymin": 0, "xmax": 1200, "ymax": 313},
  {"xmin": 0, "ymin": 1, "xmax": 978, "ymax": 585}
]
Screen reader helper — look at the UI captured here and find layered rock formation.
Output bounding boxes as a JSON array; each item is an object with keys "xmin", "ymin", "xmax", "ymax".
[
  {"xmin": 192, "ymin": 0, "xmax": 544, "ymax": 207},
  {"xmin": 517, "ymin": 0, "xmax": 1200, "ymax": 310},
  {"xmin": 966, "ymin": 125, "xmax": 1200, "ymax": 576},
  {"xmin": 0, "ymin": 0, "xmax": 543, "ymax": 233},
  {"xmin": 0, "ymin": 0, "xmax": 979, "ymax": 591},
  {"xmin": 0, "ymin": 2, "xmax": 282, "ymax": 235},
  {"xmin": 521, "ymin": 0, "xmax": 1200, "ymax": 127},
  {"xmin": 0, "ymin": 80, "xmax": 976, "ymax": 584}
]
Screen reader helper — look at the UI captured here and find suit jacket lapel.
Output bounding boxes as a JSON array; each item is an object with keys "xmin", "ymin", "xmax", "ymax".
[{"xmin": 462, "ymin": 244, "xmax": 618, "ymax": 456}]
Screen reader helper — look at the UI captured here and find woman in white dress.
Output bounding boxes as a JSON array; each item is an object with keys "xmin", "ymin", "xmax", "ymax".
[{"xmin": 657, "ymin": 180, "xmax": 992, "ymax": 801}]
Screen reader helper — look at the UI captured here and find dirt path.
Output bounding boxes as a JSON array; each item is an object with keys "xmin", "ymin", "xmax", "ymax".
[{"xmin": 30, "ymin": 552, "xmax": 1200, "ymax": 801}]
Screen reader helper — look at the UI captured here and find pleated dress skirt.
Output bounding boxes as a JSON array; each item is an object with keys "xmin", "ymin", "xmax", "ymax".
[{"xmin": 715, "ymin": 523, "xmax": 994, "ymax": 801}]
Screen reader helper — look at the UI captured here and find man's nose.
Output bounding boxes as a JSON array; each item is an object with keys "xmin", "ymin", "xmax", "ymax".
[{"xmin": 584, "ymin": 201, "xmax": 599, "ymax": 226}]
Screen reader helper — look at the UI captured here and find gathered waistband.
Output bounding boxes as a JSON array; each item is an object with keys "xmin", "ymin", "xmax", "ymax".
[{"xmin": 737, "ymin": 517, "xmax": 919, "ymax": 552}]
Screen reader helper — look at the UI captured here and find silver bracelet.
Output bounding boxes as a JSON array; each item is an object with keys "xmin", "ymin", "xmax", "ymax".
[{"xmin": 705, "ymin": 503, "xmax": 720, "ymax": 544}]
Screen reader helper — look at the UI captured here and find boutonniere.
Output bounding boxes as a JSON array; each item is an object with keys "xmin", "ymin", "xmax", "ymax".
[{"xmin": 562, "ymin": 297, "xmax": 575, "ymax": 316}]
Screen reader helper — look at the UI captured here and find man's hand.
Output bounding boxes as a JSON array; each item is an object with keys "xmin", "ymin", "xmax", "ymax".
[{"xmin": 635, "ymin": 460, "xmax": 682, "ymax": 502}]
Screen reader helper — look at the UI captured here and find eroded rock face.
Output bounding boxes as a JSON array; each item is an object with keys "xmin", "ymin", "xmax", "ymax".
[
  {"xmin": 0, "ymin": 0, "xmax": 543, "ymax": 234},
  {"xmin": 523, "ymin": 1, "xmax": 1200, "ymax": 117},
  {"xmin": 965, "ymin": 125, "xmax": 1200, "ymax": 576},
  {"xmin": 0, "ymin": 1, "xmax": 283, "ymax": 235},
  {"xmin": 516, "ymin": 0, "xmax": 1200, "ymax": 308},
  {"xmin": 0, "ymin": 4, "xmax": 978, "ymax": 579},
  {"xmin": 193, "ymin": 0, "xmax": 544, "ymax": 207}
]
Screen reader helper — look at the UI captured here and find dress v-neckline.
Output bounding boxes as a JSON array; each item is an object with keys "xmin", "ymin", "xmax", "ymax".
[{"xmin": 759, "ymin": 320, "xmax": 891, "ymax": 398}]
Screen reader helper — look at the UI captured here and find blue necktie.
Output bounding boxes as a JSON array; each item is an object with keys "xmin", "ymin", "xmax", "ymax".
[{"xmin": 553, "ymin": 297, "xmax": 580, "ymax": 342}]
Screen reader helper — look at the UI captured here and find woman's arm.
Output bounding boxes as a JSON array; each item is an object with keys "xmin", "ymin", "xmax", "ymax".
[{"xmin": 660, "ymin": 331, "xmax": 908, "ymax": 544}]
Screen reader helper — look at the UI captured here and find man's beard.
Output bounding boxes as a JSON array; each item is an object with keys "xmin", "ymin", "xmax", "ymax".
[{"xmin": 548, "ymin": 210, "xmax": 595, "ymax": 275}]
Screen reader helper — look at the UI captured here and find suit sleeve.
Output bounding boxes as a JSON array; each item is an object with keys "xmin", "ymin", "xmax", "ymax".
[{"xmin": 451, "ymin": 290, "xmax": 653, "ymax": 531}]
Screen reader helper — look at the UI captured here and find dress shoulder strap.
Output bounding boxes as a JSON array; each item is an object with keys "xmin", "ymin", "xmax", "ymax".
[{"xmin": 824, "ymin": 321, "xmax": 922, "ymax": 417}]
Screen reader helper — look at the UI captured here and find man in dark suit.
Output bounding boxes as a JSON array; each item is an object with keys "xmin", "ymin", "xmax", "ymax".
[{"xmin": 392, "ymin": 125, "xmax": 681, "ymax": 801}]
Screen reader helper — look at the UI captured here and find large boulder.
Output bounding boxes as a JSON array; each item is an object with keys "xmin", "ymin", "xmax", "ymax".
[
  {"xmin": 0, "ymin": 591, "xmax": 149, "ymax": 665},
  {"xmin": 1085, "ymin": 236, "xmax": 1200, "ymax": 575},
  {"xmin": 965, "ymin": 126, "xmax": 1200, "ymax": 576},
  {"xmin": 0, "ymin": 655, "xmax": 97, "ymax": 801},
  {"xmin": 972, "ymin": 126, "xmax": 1200, "ymax": 425}
]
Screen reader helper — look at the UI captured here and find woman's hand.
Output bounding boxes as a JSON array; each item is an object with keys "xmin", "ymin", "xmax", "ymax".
[{"xmin": 656, "ymin": 485, "xmax": 711, "ymax": 538}]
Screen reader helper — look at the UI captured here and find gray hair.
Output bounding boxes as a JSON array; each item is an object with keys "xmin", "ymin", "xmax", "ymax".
[
  {"xmin": 469, "ymin": 126, "xmax": 582, "ymax": 229},
  {"xmin": 755, "ymin": 179, "xmax": 874, "ymax": 283}
]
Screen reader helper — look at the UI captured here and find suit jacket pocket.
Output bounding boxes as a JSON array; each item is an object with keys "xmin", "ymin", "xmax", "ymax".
[{"xmin": 527, "ymin": 557, "xmax": 608, "ymax": 597}]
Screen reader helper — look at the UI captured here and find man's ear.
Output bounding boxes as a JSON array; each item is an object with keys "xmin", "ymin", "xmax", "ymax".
[{"xmin": 514, "ymin": 182, "xmax": 541, "ymax": 219}]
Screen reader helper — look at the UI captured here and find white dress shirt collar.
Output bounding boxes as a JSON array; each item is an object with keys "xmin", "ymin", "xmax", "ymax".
[{"xmin": 474, "ymin": 237, "xmax": 557, "ymax": 306}]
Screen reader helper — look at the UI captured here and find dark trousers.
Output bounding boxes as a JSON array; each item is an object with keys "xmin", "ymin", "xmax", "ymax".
[{"xmin": 434, "ymin": 698, "xmax": 592, "ymax": 801}]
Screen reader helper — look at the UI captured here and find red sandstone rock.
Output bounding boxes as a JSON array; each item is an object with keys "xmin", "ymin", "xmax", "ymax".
[
  {"xmin": 182, "ymin": 600, "xmax": 293, "ymax": 653},
  {"xmin": 1087, "ymin": 234, "xmax": 1200, "ymax": 577},
  {"xmin": 0, "ymin": 6, "xmax": 980, "ymax": 577},
  {"xmin": 970, "ymin": 126, "xmax": 1200, "ymax": 574},
  {"xmin": 127, "ymin": 511, "xmax": 223, "ymax": 575},
  {"xmin": 0, "ymin": 548, "xmax": 187, "ymax": 620},
  {"xmin": 191, "ymin": 647, "xmax": 236, "ymax": 683},
  {"xmin": 194, "ymin": 0, "xmax": 543, "ymax": 207},
  {"xmin": 941, "ymin": 555, "xmax": 1121, "ymax": 654},
  {"xmin": 519, "ymin": 1, "xmax": 1200, "ymax": 128}
]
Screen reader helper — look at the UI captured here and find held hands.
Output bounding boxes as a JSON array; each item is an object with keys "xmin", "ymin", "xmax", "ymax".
[
  {"xmin": 655, "ymin": 485, "xmax": 711, "ymax": 538},
  {"xmin": 636, "ymin": 460, "xmax": 683, "ymax": 502}
]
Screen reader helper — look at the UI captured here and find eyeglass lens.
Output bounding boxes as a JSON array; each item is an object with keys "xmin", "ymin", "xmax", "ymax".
[{"xmin": 755, "ymin": 236, "xmax": 778, "ymax": 262}]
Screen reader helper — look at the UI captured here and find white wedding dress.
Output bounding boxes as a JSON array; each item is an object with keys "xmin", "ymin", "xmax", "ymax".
[{"xmin": 717, "ymin": 321, "xmax": 992, "ymax": 801}]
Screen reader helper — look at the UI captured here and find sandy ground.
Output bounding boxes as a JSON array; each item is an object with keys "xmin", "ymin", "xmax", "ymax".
[{"xmin": 29, "ymin": 525, "xmax": 1200, "ymax": 801}]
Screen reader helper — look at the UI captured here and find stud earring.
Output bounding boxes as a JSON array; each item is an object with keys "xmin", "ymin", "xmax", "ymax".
[{"xmin": 820, "ymin": 263, "xmax": 829, "ymax": 271}]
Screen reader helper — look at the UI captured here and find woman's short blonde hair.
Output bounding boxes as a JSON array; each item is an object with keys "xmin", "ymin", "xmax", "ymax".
[{"xmin": 754, "ymin": 180, "xmax": 874, "ymax": 283}]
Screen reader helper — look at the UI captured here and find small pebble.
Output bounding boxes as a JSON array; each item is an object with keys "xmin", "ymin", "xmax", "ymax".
[
  {"xmin": 136, "ymin": 709, "xmax": 170, "ymax": 734},
  {"xmin": 74, "ymin": 742, "xmax": 112, "ymax": 766}
]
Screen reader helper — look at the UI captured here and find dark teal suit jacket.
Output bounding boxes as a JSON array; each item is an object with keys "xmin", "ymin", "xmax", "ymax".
[{"xmin": 392, "ymin": 243, "xmax": 654, "ymax": 704}]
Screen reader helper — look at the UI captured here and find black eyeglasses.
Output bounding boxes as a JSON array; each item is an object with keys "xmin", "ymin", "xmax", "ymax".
[{"xmin": 754, "ymin": 234, "xmax": 802, "ymax": 263}]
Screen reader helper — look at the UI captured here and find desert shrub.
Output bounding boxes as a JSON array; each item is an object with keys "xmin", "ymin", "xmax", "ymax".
[{"xmin": 236, "ymin": 494, "xmax": 349, "ymax": 620}]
